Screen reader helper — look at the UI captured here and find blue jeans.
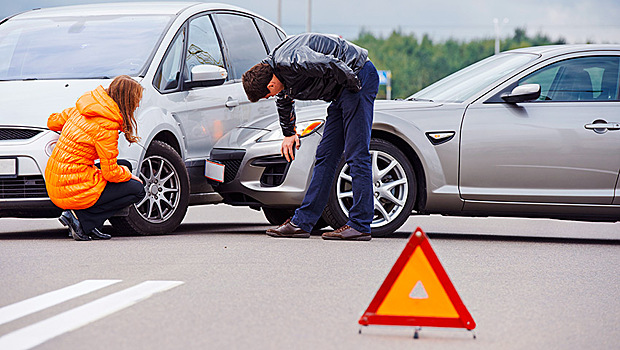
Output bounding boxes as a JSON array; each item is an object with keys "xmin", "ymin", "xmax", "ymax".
[{"xmin": 292, "ymin": 60, "xmax": 379, "ymax": 233}]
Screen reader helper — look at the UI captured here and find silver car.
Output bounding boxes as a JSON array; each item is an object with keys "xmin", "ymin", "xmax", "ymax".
[
  {"xmin": 0, "ymin": 2, "xmax": 288, "ymax": 234},
  {"xmin": 209, "ymin": 44, "xmax": 620, "ymax": 236}
]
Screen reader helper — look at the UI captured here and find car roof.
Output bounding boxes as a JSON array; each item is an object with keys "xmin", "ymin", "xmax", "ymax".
[
  {"xmin": 507, "ymin": 44, "xmax": 620, "ymax": 57},
  {"xmin": 9, "ymin": 2, "xmax": 252, "ymax": 18}
]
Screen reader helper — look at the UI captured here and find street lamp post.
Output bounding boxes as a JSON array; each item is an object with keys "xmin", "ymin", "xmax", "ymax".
[
  {"xmin": 493, "ymin": 17, "xmax": 509, "ymax": 55},
  {"xmin": 306, "ymin": 0, "xmax": 312, "ymax": 32}
]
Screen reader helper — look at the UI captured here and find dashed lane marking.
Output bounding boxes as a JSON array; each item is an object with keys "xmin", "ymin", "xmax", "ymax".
[
  {"xmin": 0, "ymin": 280, "xmax": 121, "ymax": 326},
  {"xmin": 0, "ymin": 280, "xmax": 184, "ymax": 350}
]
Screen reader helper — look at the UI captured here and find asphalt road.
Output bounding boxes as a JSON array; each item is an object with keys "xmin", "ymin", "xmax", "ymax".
[{"xmin": 0, "ymin": 205, "xmax": 618, "ymax": 350}]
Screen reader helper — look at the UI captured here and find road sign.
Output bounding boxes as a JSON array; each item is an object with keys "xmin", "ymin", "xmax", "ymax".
[
  {"xmin": 377, "ymin": 70, "xmax": 391, "ymax": 85},
  {"xmin": 359, "ymin": 227, "xmax": 476, "ymax": 334},
  {"xmin": 376, "ymin": 70, "xmax": 392, "ymax": 99}
]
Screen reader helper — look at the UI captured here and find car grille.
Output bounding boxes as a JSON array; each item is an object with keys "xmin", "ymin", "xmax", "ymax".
[
  {"xmin": 209, "ymin": 149, "xmax": 246, "ymax": 184},
  {"xmin": 0, "ymin": 176, "xmax": 49, "ymax": 199},
  {"xmin": 251, "ymin": 155, "xmax": 291, "ymax": 187},
  {"xmin": 0, "ymin": 128, "xmax": 43, "ymax": 141},
  {"xmin": 220, "ymin": 159, "xmax": 242, "ymax": 183}
]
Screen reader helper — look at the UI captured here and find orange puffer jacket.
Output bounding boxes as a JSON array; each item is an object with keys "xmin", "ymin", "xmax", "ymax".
[{"xmin": 45, "ymin": 86, "xmax": 132, "ymax": 210}]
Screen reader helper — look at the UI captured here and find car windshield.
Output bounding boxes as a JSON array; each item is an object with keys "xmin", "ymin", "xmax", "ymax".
[
  {"xmin": 408, "ymin": 52, "xmax": 538, "ymax": 103},
  {"xmin": 0, "ymin": 15, "xmax": 173, "ymax": 80}
]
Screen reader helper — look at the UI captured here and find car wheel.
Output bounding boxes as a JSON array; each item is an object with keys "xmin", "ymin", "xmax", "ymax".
[
  {"xmin": 323, "ymin": 138, "xmax": 416, "ymax": 237},
  {"xmin": 263, "ymin": 207, "xmax": 330, "ymax": 230},
  {"xmin": 110, "ymin": 140, "xmax": 189, "ymax": 235},
  {"xmin": 262, "ymin": 208, "xmax": 293, "ymax": 225}
]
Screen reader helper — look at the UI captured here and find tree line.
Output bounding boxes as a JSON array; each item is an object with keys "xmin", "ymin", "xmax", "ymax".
[{"xmin": 353, "ymin": 28, "xmax": 566, "ymax": 99}]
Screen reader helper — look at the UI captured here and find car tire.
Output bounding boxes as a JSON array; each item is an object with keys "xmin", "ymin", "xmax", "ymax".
[
  {"xmin": 323, "ymin": 138, "xmax": 416, "ymax": 237},
  {"xmin": 263, "ymin": 207, "xmax": 330, "ymax": 230},
  {"xmin": 110, "ymin": 140, "xmax": 189, "ymax": 235},
  {"xmin": 262, "ymin": 208, "xmax": 292, "ymax": 226}
]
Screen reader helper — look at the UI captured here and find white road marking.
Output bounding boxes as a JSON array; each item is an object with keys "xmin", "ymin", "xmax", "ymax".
[
  {"xmin": 0, "ymin": 279, "xmax": 121, "ymax": 326},
  {"xmin": 0, "ymin": 280, "xmax": 184, "ymax": 350}
]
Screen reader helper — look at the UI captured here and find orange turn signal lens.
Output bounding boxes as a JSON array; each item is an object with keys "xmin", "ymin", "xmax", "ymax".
[{"xmin": 300, "ymin": 121, "xmax": 322, "ymax": 137}]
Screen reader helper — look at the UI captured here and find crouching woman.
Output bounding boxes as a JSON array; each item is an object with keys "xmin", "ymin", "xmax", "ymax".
[{"xmin": 45, "ymin": 75, "xmax": 146, "ymax": 241}]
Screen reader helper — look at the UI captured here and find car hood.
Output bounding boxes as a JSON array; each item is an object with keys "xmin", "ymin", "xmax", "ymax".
[
  {"xmin": 239, "ymin": 102, "xmax": 331, "ymax": 131},
  {"xmin": 0, "ymin": 79, "xmax": 118, "ymax": 128},
  {"xmin": 374, "ymin": 99, "xmax": 443, "ymax": 110},
  {"xmin": 239, "ymin": 99, "xmax": 442, "ymax": 131}
]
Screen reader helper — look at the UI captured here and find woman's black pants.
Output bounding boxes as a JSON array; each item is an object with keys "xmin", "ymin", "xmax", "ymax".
[{"xmin": 74, "ymin": 160, "xmax": 146, "ymax": 233}]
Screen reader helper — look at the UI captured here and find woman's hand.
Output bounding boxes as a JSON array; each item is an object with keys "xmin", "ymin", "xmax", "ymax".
[
  {"xmin": 131, "ymin": 173, "xmax": 143, "ymax": 184},
  {"xmin": 281, "ymin": 134, "xmax": 300, "ymax": 162}
]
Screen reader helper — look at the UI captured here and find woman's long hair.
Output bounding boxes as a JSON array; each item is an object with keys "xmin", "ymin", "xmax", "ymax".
[{"xmin": 106, "ymin": 75, "xmax": 143, "ymax": 143}]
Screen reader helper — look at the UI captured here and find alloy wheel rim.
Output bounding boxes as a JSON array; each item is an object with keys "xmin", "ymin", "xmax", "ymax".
[
  {"xmin": 135, "ymin": 155, "xmax": 180, "ymax": 223},
  {"xmin": 336, "ymin": 150, "xmax": 408, "ymax": 228}
]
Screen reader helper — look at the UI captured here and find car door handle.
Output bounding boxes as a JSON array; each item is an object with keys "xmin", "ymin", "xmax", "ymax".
[
  {"xmin": 225, "ymin": 99, "xmax": 239, "ymax": 108},
  {"xmin": 585, "ymin": 122, "xmax": 620, "ymax": 131}
]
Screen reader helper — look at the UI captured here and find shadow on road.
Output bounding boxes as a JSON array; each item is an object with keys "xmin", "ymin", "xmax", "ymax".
[
  {"xmin": 1, "ymin": 222, "xmax": 618, "ymax": 245},
  {"xmin": 172, "ymin": 222, "xmax": 272, "ymax": 236},
  {"xmin": 422, "ymin": 232, "xmax": 620, "ymax": 245},
  {"xmin": 0, "ymin": 228, "xmax": 70, "ymax": 240},
  {"xmin": 176, "ymin": 223, "xmax": 620, "ymax": 245}
]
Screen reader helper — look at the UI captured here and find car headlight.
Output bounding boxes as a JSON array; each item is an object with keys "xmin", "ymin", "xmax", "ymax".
[
  {"xmin": 257, "ymin": 120, "xmax": 324, "ymax": 142},
  {"xmin": 45, "ymin": 140, "xmax": 57, "ymax": 156}
]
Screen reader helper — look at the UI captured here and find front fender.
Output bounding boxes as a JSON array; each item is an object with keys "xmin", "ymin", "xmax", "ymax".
[
  {"xmin": 373, "ymin": 106, "xmax": 464, "ymax": 212},
  {"xmin": 118, "ymin": 106, "xmax": 186, "ymax": 173}
]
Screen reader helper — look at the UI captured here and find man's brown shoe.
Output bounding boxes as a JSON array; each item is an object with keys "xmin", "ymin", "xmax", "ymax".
[
  {"xmin": 322, "ymin": 225, "xmax": 371, "ymax": 241},
  {"xmin": 266, "ymin": 218, "xmax": 310, "ymax": 238}
]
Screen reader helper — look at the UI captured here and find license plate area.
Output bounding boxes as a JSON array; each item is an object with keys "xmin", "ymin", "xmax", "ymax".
[
  {"xmin": 205, "ymin": 160, "xmax": 225, "ymax": 183},
  {"xmin": 0, "ymin": 158, "xmax": 17, "ymax": 178}
]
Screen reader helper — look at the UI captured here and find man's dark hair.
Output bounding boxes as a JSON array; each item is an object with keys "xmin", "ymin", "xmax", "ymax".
[{"xmin": 242, "ymin": 63, "xmax": 273, "ymax": 102}]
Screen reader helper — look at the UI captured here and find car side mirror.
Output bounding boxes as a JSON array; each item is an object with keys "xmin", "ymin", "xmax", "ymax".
[
  {"xmin": 501, "ymin": 84, "xmax": 541, "ymax": 103},
  {"xmin": 186, "ymin": 64, "xmax": 228, "ymax": 89}
]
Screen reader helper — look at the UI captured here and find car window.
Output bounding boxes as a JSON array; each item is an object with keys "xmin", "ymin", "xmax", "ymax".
[
  {"xmin": 0, "ymin": 15, "xmax": 172, "ymax": 80},
  {"xmin": 213, "ymin": 13, "xmax": 268, "ymax": 80},
  {"xmin": 255, "ymin": 18, "xmax": 283, "ymax": 53},
  {"xmin": 153, "ymin": 28, "xmax": 185, "ymax": 92},
  {"xmin": 185, "ymin": 15, "xmax": 225, "ymax": 82},
  {"xmin": 519, "ymin": 56, "xmax": 620, "ymax": 101},
  {"xmin": 410, "ymin": 53, "xmax": 537, "ymax": 103},
  {"xmin": 277, "ymin": 29, "xmax": 286, "ymax": 41}
]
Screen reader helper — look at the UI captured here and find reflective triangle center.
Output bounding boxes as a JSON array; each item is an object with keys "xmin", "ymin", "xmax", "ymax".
[
  {"xmin": 409, "ymin": 281, "xmax": 428, "ymax": 299},
  {"xmin": 376, "ymin": 246, "xmax": 459, "ymax": 318}
]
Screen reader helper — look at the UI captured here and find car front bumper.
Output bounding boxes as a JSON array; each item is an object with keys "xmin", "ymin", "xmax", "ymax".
[
  {"xmin": 210, "ymin": 132, "xmax": 323, "ymax": 208},
  {"xmin": 0, "ymin": 128, "xmax": 61, "ymax": 217}
]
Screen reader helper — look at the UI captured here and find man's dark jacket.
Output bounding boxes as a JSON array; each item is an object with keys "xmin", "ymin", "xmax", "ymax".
[{"xmin": 262, "ymin": 33, "xmax": 369, "ymax": 136}]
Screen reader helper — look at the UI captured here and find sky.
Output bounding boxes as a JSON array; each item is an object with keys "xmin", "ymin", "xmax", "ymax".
[{"xmin": 1, "ymin": 0, "xmax": 619, "ymax": 44}]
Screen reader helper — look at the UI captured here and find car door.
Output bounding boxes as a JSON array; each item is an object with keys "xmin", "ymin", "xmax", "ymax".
[
  {"xmin": 161, "ymin": 14, "xmax": 245, "ymax": 162},
  {"xmin": 460, "ymin": 54, "xmax": 620, "ymax": 205}
]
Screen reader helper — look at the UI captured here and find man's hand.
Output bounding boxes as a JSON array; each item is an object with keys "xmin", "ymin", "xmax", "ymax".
[{"xmin": 281, "ymin": 134, "xmax": 300, "ymax": 162}]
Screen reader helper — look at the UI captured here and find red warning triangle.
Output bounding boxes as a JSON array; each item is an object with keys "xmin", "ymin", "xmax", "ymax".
[{"xmin": 359, "ymin": 227, "xmax": 476, "ymax": 330}]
